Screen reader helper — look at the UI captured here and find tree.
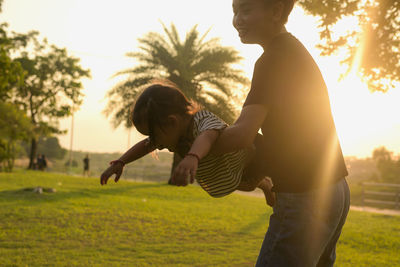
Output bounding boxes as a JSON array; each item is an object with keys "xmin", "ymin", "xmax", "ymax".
[
  {"xmin": 372, "ymin": 146, "xmax": 400, "ymax": 183},
  {"xmin": 104, "ymin": 23, "xmax": 249, "ymax": 182},
  {"xmin": 1, "ymin": 1, "xmax": 31, "ymax": 98},
  {"xmin": 11, "ymin": 33, "xmax": 90, "ymax": 169},
  {"xmin": 0, "ymin": 102, "xmax": 32, "ymax": 172},
  {"xmin": 105, "ymin": 23, "xmax": 249, "ymax": 127},
  {"xmin": 0, "ymin": 6, "xmax": 34, "ymax": 171},
  {"xmin": 0, "ymin": 23, "xmax": 26, "ymax": 100},
  {"xmin": 21, "ymin": 136, "xmax": 67, "ymax": 160},
  {"xmin": 298, "ymin": 0, "xmax": 400, "ymax": 92},
  {"xmin": 37, "ymin": 137, "xmax": 67, "ymax": 160}
]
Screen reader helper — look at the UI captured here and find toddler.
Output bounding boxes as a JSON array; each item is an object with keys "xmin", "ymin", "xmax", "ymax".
[{"xmin": 100, "ymin": 80, "xmax": 274, "ymax": 206}]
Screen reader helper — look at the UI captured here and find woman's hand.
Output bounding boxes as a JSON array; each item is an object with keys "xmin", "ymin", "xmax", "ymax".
[
  {"xmin": 262, "ymin": 177, "xmax": 276, "ymax": 207},
  {"xmin": 100, "ymin": 161, "xmax": 124, "ymax": 185},
  {"xmin": 171, "ymin": 155, "xmax": 198, "ymax": 186}
]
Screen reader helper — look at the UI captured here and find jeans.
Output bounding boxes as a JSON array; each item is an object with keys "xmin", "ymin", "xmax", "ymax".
[{"xmin": 256, "ymin": 178, "xmax": 350, "ymax": 267}]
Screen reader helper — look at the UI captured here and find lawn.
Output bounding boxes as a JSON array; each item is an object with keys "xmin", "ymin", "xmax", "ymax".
[{"xmin": 0, "ymin": 171, "xmax": 399, "ymax": 266}]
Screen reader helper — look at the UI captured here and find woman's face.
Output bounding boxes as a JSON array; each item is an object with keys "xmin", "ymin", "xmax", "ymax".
[{"xmin": 232, "ymin": 0, "xmax": 276, "ymax": 45}]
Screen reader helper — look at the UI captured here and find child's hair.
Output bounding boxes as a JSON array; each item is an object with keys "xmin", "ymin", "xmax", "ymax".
[
  {"xmin": 131, "ymin": 79, "xmax": 200, "ymax": 140},
  {"xmin": 264, "ymin": 0, "xmax": 297, "ymax": 24}
]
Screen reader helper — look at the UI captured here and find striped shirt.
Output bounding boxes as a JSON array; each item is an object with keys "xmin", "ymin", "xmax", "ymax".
[{"xmin": 193, "ymin": 110, "xmax": 251, "ymax": 198}]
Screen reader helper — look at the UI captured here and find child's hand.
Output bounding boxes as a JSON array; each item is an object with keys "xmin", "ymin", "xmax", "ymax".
[
  {"xmin": 100, "ymin": 161, "xmax": 124, "ymax": 185},
  {"xmin": 171, "ymin": 155, "xmax": 198, "ymax": 186}
]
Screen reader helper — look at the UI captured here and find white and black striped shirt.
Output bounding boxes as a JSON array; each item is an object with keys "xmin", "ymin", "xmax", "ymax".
[{"xmin": 193, "ymin": 110, "xmax": 250, "ymax": 198}]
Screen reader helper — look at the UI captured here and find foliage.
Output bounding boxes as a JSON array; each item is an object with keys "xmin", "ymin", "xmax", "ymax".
[
  {"xmin": 372, "ymin": 146, "xmax": 400, "ymax": 183},
  {"xmin": 28, "ymin": 136, "xmax": 66, "ymax": 160},
  {"xmin": 1, "ymin": 7, "xmax": 90, "ymax": 170},
  {"xmin": 13, "ymin": 33, "xmax": 91, "ymax": 128},
  {"xmin": 104, "ymin": 23, "xmax": 249, "ymax": 128},
  {"xmin": 1, "ymin": 171, "xmax": 400, "ymax": 266},
  {"xmin": 0, "ymin": 102, "xmax": 32, "ymax": 172},
  {"xmin": 20, "ymin": 136, "xmax": 66, "ymax": 160},
  {"xmin": 298, "ymin": 0, "xmax": 400, "ymax": 92},
  {"xmin": 0, "ymin": 12, "xmax": 35, "ymax": 172},
  {"xmin": 37, "ymin": 137, "xmax": 67, "ymax": 160},
  {"xmin": 345, "ymin": 156, "xmax": 378, "ymax": 183},
  {"xmin": 9, "ymin": 32, "xmax": 91, "ymax": 168},
  {"xmin": 0, "ymin": 23, "xmax": 26, "ymax": 101}
]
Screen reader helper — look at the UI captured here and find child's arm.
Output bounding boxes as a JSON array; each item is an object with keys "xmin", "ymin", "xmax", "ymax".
[
  {"xmin": 100, "ymin": 138, "xmax": 156, "ymax": 185},
  {"xmin": 118, "ymin": 138, "xmax": 156, "ymax": 165},
  {"xmin": 171, "ymin": 129, "xmax": 220, "ymax": 186}
]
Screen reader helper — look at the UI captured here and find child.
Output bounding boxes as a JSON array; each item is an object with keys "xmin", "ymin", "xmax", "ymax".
[{"xmin": 100, "ymin": 80, "xmax": 275, "ymax": 206}]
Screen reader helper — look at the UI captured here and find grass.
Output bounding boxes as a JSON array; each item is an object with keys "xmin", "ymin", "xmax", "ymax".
[
  {"xmin": 1, "ymin": 171, "xmax": 399, "ymax": 266},
  {"xmin": 16, "ymin": 151, "xmax": 174, "ymax": 183}
]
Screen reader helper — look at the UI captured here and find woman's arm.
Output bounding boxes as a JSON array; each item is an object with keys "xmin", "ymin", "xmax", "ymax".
[
  {"xmin": 100, "ymin": 138, "xmax": 155, "ymax": 185},
  {"xmin": 212, "ymin": 53, "xmax": 274, "ymax": 155},
  {"xmin": 211, "ymin": 104, "xmax": 268, "ymax": 155}
]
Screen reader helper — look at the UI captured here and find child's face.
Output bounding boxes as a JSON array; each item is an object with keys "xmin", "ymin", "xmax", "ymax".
[
  {"xmin": 136, "ymin": 116, "xmax": 181, "ymax": 152},
  {"xmin": 232, "ymin": 0, "xmax": 276, "ymax": 45},
  {"xmin": 151, "ymin": 124, "xmax": 181, "ymax": 152}
]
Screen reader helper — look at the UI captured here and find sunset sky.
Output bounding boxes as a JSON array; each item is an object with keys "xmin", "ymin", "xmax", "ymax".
[{"xmin": 2, "ymin": 0, "xmax": 400, "ymax": 158}]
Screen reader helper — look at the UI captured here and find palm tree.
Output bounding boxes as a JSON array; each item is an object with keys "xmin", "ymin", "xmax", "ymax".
[{"xmin": 104, "ymin": 23, "xmax": 249, "ymax": 183}]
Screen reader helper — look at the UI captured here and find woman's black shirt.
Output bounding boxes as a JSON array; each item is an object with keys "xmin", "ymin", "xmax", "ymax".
[{"xmin": 244, "ymin": 32, "xmax": 348, "ymax": 193}]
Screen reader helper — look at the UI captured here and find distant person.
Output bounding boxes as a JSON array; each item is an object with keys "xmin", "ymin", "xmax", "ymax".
[
  {"xmin": 100, "ymin": 81, "xmax": 275, "ymax": 206},
  {"xmin": 35, "ymin": 154, "xmax": 42, "ymax": 170},
  {"xmin": 37, "ymin": 154, "xmax": 47, "ymax": 171},
  {"xmin": 83, "ymin": 154, "xmax": 90, "ymax": 176},
  {"xmin": 41, "ymin": 154, "xmax": 47, "ymax": 171}
]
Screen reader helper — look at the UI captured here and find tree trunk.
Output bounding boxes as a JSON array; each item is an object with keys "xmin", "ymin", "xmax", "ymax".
[
  {"xmin": 28, "ymin": 137, "xmax": 37, "ymax": 169},
  {"xmin": 5, "ymin": 141, "xmax": 15, "ymax": 172},
  {"xmin": 168, "ymin": 152, "xmax": 182, "ymax": 185}
]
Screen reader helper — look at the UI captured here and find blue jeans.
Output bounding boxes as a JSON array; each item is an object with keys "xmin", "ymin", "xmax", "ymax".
[{"xmin": 256, "ymin": 178, "xmax": 350, "ymax": 267}]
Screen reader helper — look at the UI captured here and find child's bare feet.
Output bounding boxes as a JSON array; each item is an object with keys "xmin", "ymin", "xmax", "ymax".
[{"xmin": 257, "ymin": 177, "xmax": 276, "ymax": 207}]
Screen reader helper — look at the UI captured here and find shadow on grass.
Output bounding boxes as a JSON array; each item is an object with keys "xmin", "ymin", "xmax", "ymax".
[{"xmin": 0, "ymin": 183, "xmax": 167, "ymax": 205}]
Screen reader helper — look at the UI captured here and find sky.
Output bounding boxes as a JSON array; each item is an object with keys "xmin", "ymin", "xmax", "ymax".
[{"xmin": 2, "ymin": 0, "xmax": 400, "ymax": 158}]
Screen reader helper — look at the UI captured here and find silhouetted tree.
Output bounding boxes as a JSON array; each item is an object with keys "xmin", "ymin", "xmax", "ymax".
[
  {"xmin": 11, "ymin": 33, "xmax": 90, "ymax": 169},
  {"xmin": 0, "ymin": 7, "xmax": 34, "ymax": 171},
  {"xmin": 299, "ymin": 0, "xmax": 400, "ymax": 92},
  {"xmin": 0, "ymin": 102, "xmax": 32, "ymax": 172},
  {"xmin": 105, "ymin": 23, "xmax": 249, "ymax": 183}
]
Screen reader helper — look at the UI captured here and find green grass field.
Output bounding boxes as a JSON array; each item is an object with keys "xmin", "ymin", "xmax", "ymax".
[{"xmin": 1, "ymin": 171, "xmax": 399, "ymax": 266}]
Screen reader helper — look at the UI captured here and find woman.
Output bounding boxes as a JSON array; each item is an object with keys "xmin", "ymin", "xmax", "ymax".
[{"xmin": 175, "ymin": 0, "xmax": 350, "ymax": 266}]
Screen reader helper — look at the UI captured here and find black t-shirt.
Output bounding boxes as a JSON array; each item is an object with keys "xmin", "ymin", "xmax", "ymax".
[
  {"xmin": 83, "ymin": 158, "xmax": 89, "ymax": 169},
  {"xmin": 244, "ymin": 32, "xmax": 348, "ymax": 193}
]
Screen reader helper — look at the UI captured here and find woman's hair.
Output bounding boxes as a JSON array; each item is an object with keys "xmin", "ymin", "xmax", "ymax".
[
  {"xmin": 265, "ymin": 0, "xmax": 297, "ymax": 25},
  {"xmin": 131, "ymin": 79, "xmax": 200, "ymax": 139}
]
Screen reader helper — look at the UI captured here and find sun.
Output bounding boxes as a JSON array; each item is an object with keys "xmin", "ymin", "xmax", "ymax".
[{"xmin": 327, "ymin": 70, "xmax": 400, "ymax": 158}]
